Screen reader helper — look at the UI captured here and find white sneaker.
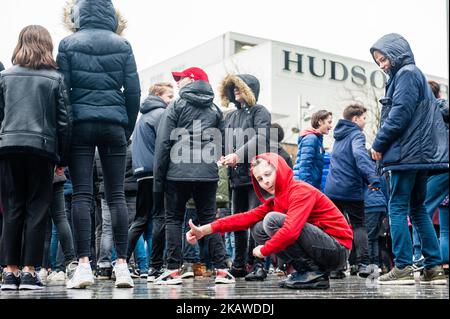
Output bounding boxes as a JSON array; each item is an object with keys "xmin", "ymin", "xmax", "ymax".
[
  {"xmin": 154, "ymin": 269, "xmax": 183, "ymax": 285},
  {"xmin": 38, "ymin": 268, "xmax": 48, "ymax": 282},
  {"xmin": 113, "ymin": 263, "xmax": 134, "ymax": 288},
  {"xmin": 215, "ymin": 269, "xmax": 235, "ymax": 284},
  {"xmin": 66, "ymin": 263, "xmax": 94, "ymax": 289},
  {"xmin": 48, "ymin": 271, "xmax": 66, "ymax": 282}
]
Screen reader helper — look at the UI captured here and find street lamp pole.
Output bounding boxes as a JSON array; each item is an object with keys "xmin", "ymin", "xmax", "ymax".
[{"xmin": 297, "ymin": 94, "xmax": 311, "ymax": 133}]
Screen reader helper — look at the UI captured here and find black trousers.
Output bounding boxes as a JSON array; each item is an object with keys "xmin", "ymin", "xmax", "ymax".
[
  {"xmin": 0, "ymin": 154, "xmax": 54, "ymax": 266},
  {"xmin": 231, "ymin": 184, "xmax": 262, "ymax": 268},
  {"xmin": 127, "ymin": 178, "xmax": 166, "ymax": 270},
  {"xmin": 165, "ymin": 181, "xmax": 227, "ymax": 270},
  {"xmin": 332, "ymin": 199, "xmax": 370, "ymax": 266},
  {"xmin": 69, "ymin": 123, "xmax": 129, "ymax": 259}
]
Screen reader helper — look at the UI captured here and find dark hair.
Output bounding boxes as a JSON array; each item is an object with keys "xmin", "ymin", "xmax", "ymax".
[
  {"xmin": 311, "ymin": 110, "xmax": 332, "ymax": 129},
  {"xmin": 428, "ymin": 80, "xmax": 440, "ymax": 99},
  {"xmin": 343, "ymin": 103, "xmax": 367, "ymax": 120},
  {"xmin": 271, "ymin": 123, "xmax": 284, "ymax": 142},
  {"xmin": 12, "ymin": 25, "xmax": 57, "ymax": 70}
]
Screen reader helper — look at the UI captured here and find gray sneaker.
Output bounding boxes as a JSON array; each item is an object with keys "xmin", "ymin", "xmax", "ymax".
[
  {"xmin": 180, "ymin": 263, "xmax": 194, "ymax": 279},
  {"xmin": 420, "ymin": 265, "xmax": 447, "ymax": 285},
  {"xmin": 378, "ymin": 266, "xmax": 415, "ymax": 285}
]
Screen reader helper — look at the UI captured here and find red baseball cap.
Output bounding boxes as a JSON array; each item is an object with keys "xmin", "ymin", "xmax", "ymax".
[{"xmin": 171, "ymin": 67, "xmax": 209, "ymax": 83}]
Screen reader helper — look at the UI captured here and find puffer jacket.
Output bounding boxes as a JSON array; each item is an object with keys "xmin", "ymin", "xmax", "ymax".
[
  {"xmin": 325, "ymin": 119, "xmax": 380, "ymax": 201},
  {"xmin": 132, "ymin": 95, "xmax": 167, "ymax": 179},
  {"xmin": 0, "ymin": 66, "xmax": 72, "ymax": 165},
  {"xmin": 153, "ymin": 80, "xmax": 224, "ymax": 192},
  {"xmin": 293, "ymin": 128, "xmax": 324, "ymax": 189},
  {"xmin": 436, "ymin": 98, "xmax": 449, "ymax": 130},
  {"xmin": 320, "ymin": 151, "xmax": 331, "ymax": 192},
  {"xmin": 219, "ymin": 74, "xmax": 272, "ymax": 188},
  {"xmin": 57, "ymin": 0, "xmax": 141, "ymax": 139},
  {"xmin": 370, "ymin": 33, "xmax": 448, "ymax": 172}
]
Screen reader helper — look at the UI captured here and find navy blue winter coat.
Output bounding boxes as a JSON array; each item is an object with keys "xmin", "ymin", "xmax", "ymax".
[
  {"xmin": 364, "ymin": 174, "xmax": 388, "ymax": 214},
  {"xmin": 293, "ymin": 129, "xmax": 324, "ymax": 189},
  {"xmin": 325, "ymin": 119, "xmax": 380, "ymax": 201},
  {"xmin": 132, "ymin": 95, "xmax": 167, "ymax": 179},
  {"xmin": 320, "ymin": 151, "xmax": 331, "ymax": 192},
  {"xmin": 57, "ymin": 0, "xmax": 141, "ymax": 139},
  {"xmin": 370, "ymin": 33, "xmax": 448, "ymax": 172}
]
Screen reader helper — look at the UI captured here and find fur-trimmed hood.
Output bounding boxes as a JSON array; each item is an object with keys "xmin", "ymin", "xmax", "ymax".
[
  {"xmin": 219, "ymin": 74, "xmax": 260, "ymax": 108},
  {"xmin": 63, "ymin": 0, "xmax": 127, "ymax": 35}
]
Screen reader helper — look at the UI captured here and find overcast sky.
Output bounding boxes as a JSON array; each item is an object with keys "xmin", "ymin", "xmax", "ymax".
[{"xmin": 1, "ymin": 0, "xmax": 448, "ymax": 78}]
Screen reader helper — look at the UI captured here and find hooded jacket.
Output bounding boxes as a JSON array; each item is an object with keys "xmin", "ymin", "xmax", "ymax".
[
  {"xmin": 211, "ymin": 153, "xmax": 353, "ymax": 256},
  {"xmin": 293, "ymin": 128, "xmax": 324, "ymax": 189},
  {"xmin": 219, "ymin": 74, "xmax": 272, "ymax": 188},
  {"xmin": 325, "ymin": 119, "xmax": 380, "ymax": 201},
  {"xmin": 153, "ymin": 80, "xmax": 224, "ymax": 192},
  {"xmin": 369, "ymin": 33, "xmax": 448, "ymax": 172},
  {"xmin": 132, "ymin": 95, "xmax": 167, "ymax": 179},
  {"xmin": 57, "ymin": 0, "xmax": 141, "ymax": 139}
]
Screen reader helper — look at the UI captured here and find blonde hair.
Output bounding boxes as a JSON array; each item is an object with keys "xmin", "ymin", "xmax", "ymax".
[
  {"xmin": 149, "ymin": 82, "xmax": 173, "ymax": 96},
  {"xmin": 12, "ymin": 25, "xmax": 57, "ymax": 70}
]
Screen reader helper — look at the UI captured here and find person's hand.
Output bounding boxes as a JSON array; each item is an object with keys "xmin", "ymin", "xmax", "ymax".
[
  {"xmin": 371, "ymin": 148, "xmax": 382, "ymax": 161},
  {"xmin": 223, "ymin": 153, "xmax": 239, "ymax": 168},
  {"xmin": 252, "ymin": 245, "xmax": 265, "ymax": 258},
  {"xmin": 217, "ymin": 156, "xmax": 226, "ymax": 167},
  {"xmin": 55, "ymin": 166, "xmax": 65, "ymax": 176},
  {"xmin": 186, "ymin": 219, "xmax": 205, "ymax": 245}
]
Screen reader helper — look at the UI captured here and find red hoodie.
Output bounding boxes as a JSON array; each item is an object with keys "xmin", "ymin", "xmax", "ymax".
[
  {"xmin": 211, "ymin": 153, "xmax": 353, "ymax": 256},
  {"xmin": 299, "ymin": 128, "xmax": 322, "ymax": 138}
]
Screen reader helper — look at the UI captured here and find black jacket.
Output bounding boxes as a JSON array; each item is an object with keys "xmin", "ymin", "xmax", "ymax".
[
  {"xmin": 0, "ymin": 66, "xmax": 72, "ymax": 165},
  {"xmin": 0, "ymin": 62, "xmax": 4, "ymax": 72},
  {"xmin": 57, "ymin": 0, "xmax": 141, "ymax": 140},
  {"xmin": 154, "ymin": 80, "xmax": 224, "ymax": 192},
  {"xmin": 219, "ymin": 74, "xmax": 272, "ymax": 188}
]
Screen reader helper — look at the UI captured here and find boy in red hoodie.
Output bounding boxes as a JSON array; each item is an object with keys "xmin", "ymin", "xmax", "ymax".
[{"xmin": 186, "ymin": 153, "xmax": 353, "ymax": 289}]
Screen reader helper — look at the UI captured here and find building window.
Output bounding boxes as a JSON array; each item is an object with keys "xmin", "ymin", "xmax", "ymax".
[{"xmin": 235, "ymin": 41, "xmax": 255, "ymax": 54}]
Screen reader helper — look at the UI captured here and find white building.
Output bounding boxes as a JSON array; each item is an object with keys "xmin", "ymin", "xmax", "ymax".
[{"xmin": 139, "ymin": 32, "xmax": 448, "ymax": 148}]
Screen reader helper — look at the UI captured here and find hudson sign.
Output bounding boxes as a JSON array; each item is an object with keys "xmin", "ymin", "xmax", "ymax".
[{"xmin": 282, "ymin": 50, "xmax": 449, "ymax": 96}]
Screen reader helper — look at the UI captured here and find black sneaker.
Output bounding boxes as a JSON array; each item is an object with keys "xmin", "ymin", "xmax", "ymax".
[
  {"xmin": 350, "ymin": 265, "xmax": 358, "ymax": 276},
  {"xmin": 329, "ymin": 270, "xmax": 346, "ymax": 279},
  {"xmin": 95, "ymin": 265, "xmax": 112, "ymax": 280},
  {"xmin": 244, "ymin": 264, "xmax": 267, "ymax": 281},
  {"xmin": 229, "ymin": 266, "xmax": 248, "ymax": 278},
  {"xmin": 1, "ymin": 272, "xmax": 21, "ymax": 290},
  {"xmin": 19, "ymin": 272, "xmax": 44, "ymax": 290},
  {"xmin": 285, "ymin": 271, "xmax": 330, "ymax": 289},
  {"xmin": 147, "ymin": 267, "xmax": 164, "ymax": 282},
  {"xmin": 128, "ymin": 266, "xmax": 140, "ymax": 279}
]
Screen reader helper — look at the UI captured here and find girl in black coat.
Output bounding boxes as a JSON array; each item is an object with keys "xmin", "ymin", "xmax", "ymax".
[{"xmin": 0, "ymin": 25, "xmax": 72, "ymax": 290}]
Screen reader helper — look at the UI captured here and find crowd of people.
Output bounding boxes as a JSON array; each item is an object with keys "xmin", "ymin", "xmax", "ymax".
[{"xmin": 0, "ymin": 0, "xmax": 448, "ymax": 292}]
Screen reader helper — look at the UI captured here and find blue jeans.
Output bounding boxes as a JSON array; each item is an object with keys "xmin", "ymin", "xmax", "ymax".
[
  {"xmin": 412, "ymin": 173, "xmax": 449, "ymax": 261},
  {"xmin": 98, "ymin": 196, "xmax": 143, "ymax": 267},
  {"xmin": 440, "ymin": 207, "xmax": 449, "ymax": 264},
  {"xmin": 182, "ymin": 208, "xmax": 201, "ymax": 263},
  {"xmin": 389, "ymin": 170, "xmax": 442, "ymax": 269},
  {"xmin": 134, "ymin": 235, "xmax": 148, "ymax": 272}
]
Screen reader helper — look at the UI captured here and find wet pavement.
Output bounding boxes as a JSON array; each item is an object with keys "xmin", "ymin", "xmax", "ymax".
[{"xmin": 0, "ymin": 272, "xmax": 448, "ymax": 299}]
